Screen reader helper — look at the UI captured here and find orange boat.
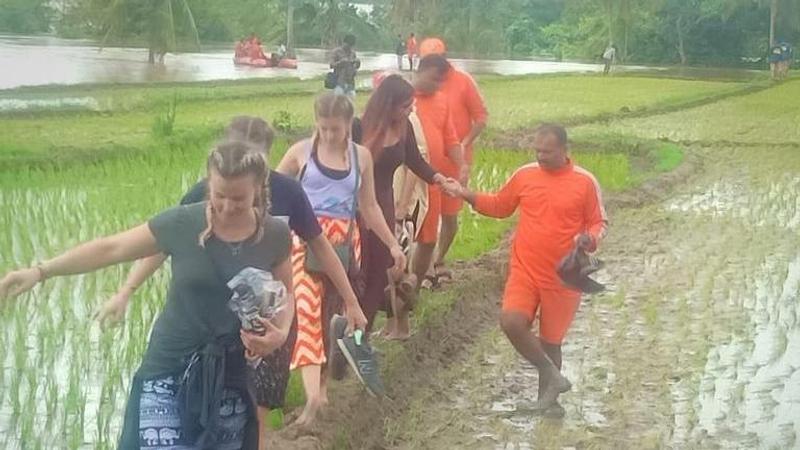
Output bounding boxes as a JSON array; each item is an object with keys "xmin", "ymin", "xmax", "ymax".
[{"xmin": 233, "ymin": 55, "xmax": 298, "ymax": 69}]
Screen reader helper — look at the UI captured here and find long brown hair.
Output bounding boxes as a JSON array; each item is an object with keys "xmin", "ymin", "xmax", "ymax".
[
  {"xmin": 198, "ymin": 140, "xmax": 269, "ymax": 247},
  {"xmin": 361, "ymin": 74, "xmax": 414, "ymax": 160}
]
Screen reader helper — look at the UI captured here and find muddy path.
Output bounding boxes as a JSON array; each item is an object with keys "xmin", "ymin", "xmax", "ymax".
[
  {"xmin": 382, "ymin": 145, "xmax": 800, "ymax": 449},
  {"xmin": 264, "ymin": 82, "xmax": 800, "ymax": 449}
]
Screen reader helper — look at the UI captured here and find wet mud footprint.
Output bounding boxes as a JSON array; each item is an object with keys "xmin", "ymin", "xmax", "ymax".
[{"xmin": 390, "ymin": 146, "xmax": 800, "ymax": 449}]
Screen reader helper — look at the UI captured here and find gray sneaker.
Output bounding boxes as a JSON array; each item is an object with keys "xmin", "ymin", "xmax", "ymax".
[
  {"xmin": 329, "ymin": 314, "xmax": 349, "ymax": 381},
  {"xmin": 337, "ymin": 330, "xmax": 385, "ymax": 397}
]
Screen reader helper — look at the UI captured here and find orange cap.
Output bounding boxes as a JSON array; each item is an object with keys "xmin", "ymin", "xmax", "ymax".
[{"xmin": 419, "ymin": 38, "xmax": 446, "ymax": 57}]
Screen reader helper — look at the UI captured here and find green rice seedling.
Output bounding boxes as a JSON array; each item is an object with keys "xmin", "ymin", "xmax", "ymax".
[{"xmin": 151, "ymin": 95, "xmax": 178, "ymax": 138}]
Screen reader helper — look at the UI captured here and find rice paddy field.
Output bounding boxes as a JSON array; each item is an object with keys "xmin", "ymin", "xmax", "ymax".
[
  {"xmin": 0, "ymin": 74, "xmax": 746, "ymax": 168},
  {"xmin": 0, "ymin": 72, "xmax": 798, "ymax": 449}
]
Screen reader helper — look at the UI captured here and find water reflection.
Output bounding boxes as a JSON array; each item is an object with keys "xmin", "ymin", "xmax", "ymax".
[
  {"xmin": 668, "ymin": 170, "xmax": 800, "ymax": 449},
  {"xmin": 1, "ymin": 34, "xmax": 627, "ymax": 90}
]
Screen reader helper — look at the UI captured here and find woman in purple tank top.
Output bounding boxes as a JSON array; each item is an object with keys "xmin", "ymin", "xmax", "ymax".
[{"xmin": 276, "ymin": 92, "xmax": 404, "ymax": 429}]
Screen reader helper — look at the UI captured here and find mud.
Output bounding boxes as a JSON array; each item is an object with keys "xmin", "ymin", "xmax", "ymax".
[
  {"xmin": 380, "ymin": 146, "xmax": 800, "ymax": 449},
  {"xmin": 271, "ymin": 138, "xmax": 712, "ymax": 449},
  {"xmin": 266, "ymin": 247, "xmax": 512, "ymax": 449}
]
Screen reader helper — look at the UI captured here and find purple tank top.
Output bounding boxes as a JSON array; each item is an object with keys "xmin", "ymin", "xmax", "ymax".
[{"xmin": 300, "ymin": 139, "xmax": 360, "ymax": 219}]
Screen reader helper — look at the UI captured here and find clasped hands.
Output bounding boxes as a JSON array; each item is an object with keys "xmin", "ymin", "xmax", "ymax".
[{"xmin": 434, "ymin": 173, "xmax": 466, "ymax": 198}]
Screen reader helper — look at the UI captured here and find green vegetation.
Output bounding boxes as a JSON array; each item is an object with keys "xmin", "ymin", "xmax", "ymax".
[
  {"xmin": 480, "ymin": 75, "xmax": 744, "ymax": 130},
  {"xmin": 655, "ymin": 142, "xmax": 684, "ymax": 172},
  {"xmin": 576, "ymin": 79, "xmax": 800, "ymax": 143},
  {"xmin": 3, "ymin": 0, "xmax": 798, "ymax": 65},
  {"xmin": 11, "ymin": 70, "xmax": 770, "ymax": 446},
  {"xmin": 0, "ymin": 74, "xmax": 740, "ymax": 170}
]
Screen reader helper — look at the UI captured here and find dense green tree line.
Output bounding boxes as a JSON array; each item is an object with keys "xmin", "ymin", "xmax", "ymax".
[{"xmin": 0, "ymin": 0, "xmax": 797, "ymax": 65}]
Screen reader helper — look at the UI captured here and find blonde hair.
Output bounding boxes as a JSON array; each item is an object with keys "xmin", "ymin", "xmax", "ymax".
[
  {"xmin": 314, "ymin": 91, "xmax": 355, "ymax": 121},
  {"xmin": 198, "ymin": 140, "xmax": 270, "ymax": 247},
  {"xmin": 224, "ymin": 116, "xmax": 275, "ymax": 154},
  {"xmin": 312, "ymin": 92, "xmax": 355, "ymax": 150}
]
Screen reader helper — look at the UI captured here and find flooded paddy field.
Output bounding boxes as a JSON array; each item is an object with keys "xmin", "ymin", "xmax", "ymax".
[
  {"xmin": 0, "ymin": 70, "xmax": 797, "ymax": 448},
  {"xmin": 383, "ymin": 82, "xmax": 800, "ymax": 449}
]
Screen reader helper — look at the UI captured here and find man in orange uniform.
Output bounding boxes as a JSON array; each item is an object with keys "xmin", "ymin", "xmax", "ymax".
[
  {"xmin": 445, "ymin": 124, "xmax": 608, "ymax": 414},
  {"xmin": 417, "ymin": 45, "xmax": 488, "ymax": 283},
  {"xmin": 395, "ymin": 55, "xmax": 466, "ymax": 338}
]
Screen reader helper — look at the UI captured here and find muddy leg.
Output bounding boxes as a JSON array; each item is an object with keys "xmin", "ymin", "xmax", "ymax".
[
  {"xmin": 296, "ymin": 364, "xmax": 324, "ymax": 427},
  {"xmin": 434, "ymin": 215, "xmax": 459, "ymax": 269},
  {"xmin": 536, "ymin": 342, "xmax": 563, "ymax": 398},
  {"xmin": 412, "ymin": 242, "xmax": 436, "ymax": 287},
  {"xmin": 500, "ymin": 311, "xmax": 570, "ymax": 410},
  {"xmin": 540, "ymin": 342, "xmax": 567, "ymax": 417},
  {"xmin": 392, "ymin": 242, "xmax": 436, "ymax": 339}
]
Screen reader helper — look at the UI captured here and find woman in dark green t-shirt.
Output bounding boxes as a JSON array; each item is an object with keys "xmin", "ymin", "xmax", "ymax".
[{"xmin": 0, "ymin": 141, "xmax": 294, "ymax": 450}]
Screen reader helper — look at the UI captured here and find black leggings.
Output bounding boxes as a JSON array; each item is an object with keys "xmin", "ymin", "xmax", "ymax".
[{"xmin": 359, "ymin": 229, "xmax": 393, "ymax": 331}]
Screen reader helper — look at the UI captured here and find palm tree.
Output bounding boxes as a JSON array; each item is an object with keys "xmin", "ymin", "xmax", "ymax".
[
  {"xmin": 99, "ymin": 0, "xmax": 199, "ymax": 64},
  {"xmin": 287, "ymin": 0, "xmax": 296, "ymax": 52}
]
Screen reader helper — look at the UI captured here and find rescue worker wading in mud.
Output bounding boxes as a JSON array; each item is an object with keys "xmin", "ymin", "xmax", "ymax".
[{"xmin": 443, "ymin": 124, "xmax": 608, "ymax": 415}]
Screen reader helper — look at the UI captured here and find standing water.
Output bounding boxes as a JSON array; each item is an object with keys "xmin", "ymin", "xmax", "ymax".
[{"xmin": 0, "ymin": 34, "xmax": 633, "ymax": 90}]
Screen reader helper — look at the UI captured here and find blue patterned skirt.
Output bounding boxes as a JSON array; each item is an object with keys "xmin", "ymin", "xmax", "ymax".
[{"xmin": 138, "ymin": 376, "xmax": 248, "ymax": 450}]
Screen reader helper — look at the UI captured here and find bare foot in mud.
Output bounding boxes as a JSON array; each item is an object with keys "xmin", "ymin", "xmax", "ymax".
[
  {"xmin": 385, "ymin": 330, "xmax": 411, "ymax": 341},
  {"xmin": 292, "ymin": 397, "xmax": 325, "ymax": 430},
  {"xmin": 532, "ymin": 371, "xmax": 571, "ymax": 411},
  {"xmin": 542, "ymin": 401, "xmax": 566, "ymax": 419},
  {"xmin": 281, "ymin": 420, "xmax": 316, "ymax": 440}
]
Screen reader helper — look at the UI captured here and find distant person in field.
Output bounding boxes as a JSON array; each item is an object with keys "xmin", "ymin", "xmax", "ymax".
[
  {"xmin": 443, "ymin": 124, "xmax": 608, "ymax": 417},
  {"xmin": 406, "ymin": 32, "xmax": 419, "ymax": 70},
  {"xmin": 602, "ymin": 44, "xmax": 616, "ymax": 75},
  {"xmin": 97, "ymin": 117, "xmax": 367, "ymax": 450},
  {"xmin": 416, "ymin": 43, "xmax": 488, "ymax": 288},
  {"xmin": 395, "ymin": 34, "xmax": 407, "ymax": 70},
  {"xmin": 0, "ymin": 141, "xmax": 296, "ymax": 449},
  {"xmin": 330, "ymin": 34, "xmax": 361, "ymax": 98},
  {"xmin": 779, "ymin": 41, "xmax": 793, "ymax": 79},
  {"xmin": 769, "ymin": 43, "xmax": 784, "ymax": 79}
]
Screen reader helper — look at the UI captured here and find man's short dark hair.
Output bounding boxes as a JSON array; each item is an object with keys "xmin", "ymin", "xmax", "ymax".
[
  {"xmin": 344, "ymin": 34, "xmax": 356, "ymax": 46},
  {"xmin": 417, "ymin": 54, "xmax": 450, "ymax": 76},
  {"xmin": 535, "ymin": 123, "xmax": 568, "ymax": 146}
]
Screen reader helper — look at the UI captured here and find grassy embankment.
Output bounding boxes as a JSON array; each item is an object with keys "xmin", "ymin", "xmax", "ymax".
[{"xmin": 0, "ymin": 74, "xmax": 750, "ymax": 447}]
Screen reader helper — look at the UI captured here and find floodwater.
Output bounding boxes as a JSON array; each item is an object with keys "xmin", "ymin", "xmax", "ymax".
[
  {"xmin": 391, "ymin": 144, "xmax": 800, "ymax": 448},
  {"xmin": 0, "ymin": 34, "xmax": 630, "ymax": 90}
]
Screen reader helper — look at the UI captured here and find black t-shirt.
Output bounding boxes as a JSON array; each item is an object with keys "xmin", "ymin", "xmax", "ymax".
[
  {"xmin": 181, "ymin": 169, "xmax": 322, "ymax": 241},
  {"xmin": 141, "ymin": 202, "xmax": 291, "ymax": 374}
]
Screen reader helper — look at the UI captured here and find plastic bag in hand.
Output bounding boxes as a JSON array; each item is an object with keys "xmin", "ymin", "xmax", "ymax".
[{"xmin": 226, "ymin": 267, "xmax": 288, "ymax": 334}]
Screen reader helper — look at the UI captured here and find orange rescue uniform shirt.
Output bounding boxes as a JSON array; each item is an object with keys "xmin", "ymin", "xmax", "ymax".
[
  {"xmin": 474, "ymin": 160, "xmax": 608, "ymax": 290},
  {"xmin": 414, "ymin": 91, "xmax": 460, "ymax": 173},
  {"xmin": 439, "ymin": 68, "xmax": 488, "ymax": 165}
]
